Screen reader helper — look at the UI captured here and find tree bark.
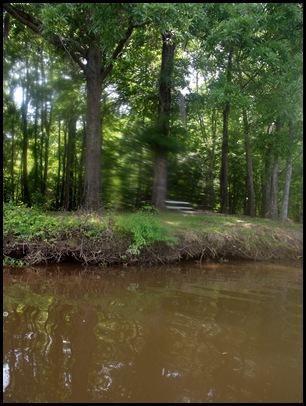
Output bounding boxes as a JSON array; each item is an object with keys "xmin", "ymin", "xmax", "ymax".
[
  {"xmin": 220, "ymin": 101, "xmax": 230, "ymax": 214},
  {"xmin": 280, "ymin": 118, "xmax": 293, "ymax": 221},
  {"xmin": 151, "ymin": 31, "xmax": 175, "ymax": 210},
  {"xmin": 41, "ymin": 107, "xmax": 51, "ymax": 198},
  {"xmin": 64, "ymin": 116, "xmax": 77, "ymax": 210},
  {"xmin": 220, "ymin": 49, "xmax": 233, "ymax": 214},
  {"xmin": 56, "ymin": 119, "xmax": 61, "ymax": 209},
  {"xmin": 21, "ymin": 59, "xmax": 31, "ymax": 207},
  {"xmin": 208, "ymin": 109, "xmax": 217, "ymax": 210},
  {"xmin": 261, "ymin": 123, "xmax": 276, "ymax": 218},
  {"xmin": 81, "ymin": 45, "xmax": 103, "ymax": 211},
  {"xmin": 242, "ymin": 109, "xmax": 255, "ymax": 216},
  {"xmin": 268, "ymin": 118, "xmax": 282, "ymax": 219},
  {"xmin": 269, "ymin": 155, "xmax": 279, "ymax": 219}
]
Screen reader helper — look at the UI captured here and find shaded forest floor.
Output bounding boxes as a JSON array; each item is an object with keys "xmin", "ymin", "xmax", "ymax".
[{"xmin": 3, "ymin": 205, "xmax": 303, "ymax": 267}]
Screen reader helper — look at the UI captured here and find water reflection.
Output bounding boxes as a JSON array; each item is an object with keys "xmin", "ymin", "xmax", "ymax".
[{"xmin": 3, "ymin": 261, "xmax": 303, "ymax": 403}]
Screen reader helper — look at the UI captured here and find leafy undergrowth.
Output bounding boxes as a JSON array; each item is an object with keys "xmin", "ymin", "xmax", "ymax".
[{"xmin": 3, "ymin": 202, "xmax": 303, "ymax": 267}]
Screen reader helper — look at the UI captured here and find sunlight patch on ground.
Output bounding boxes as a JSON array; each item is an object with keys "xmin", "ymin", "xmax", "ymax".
[{"xmin": 235, "ymin": 219, "xmax": 252, "ymax": 228}]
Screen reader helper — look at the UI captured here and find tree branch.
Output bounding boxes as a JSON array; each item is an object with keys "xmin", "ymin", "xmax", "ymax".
[
  {"xmin": 3, "ymin": 3, "xmax": 87, "ymax": 71},
  {"xmin": 101, "ymin": 18, "xmax": 150, "ymax": 81}
]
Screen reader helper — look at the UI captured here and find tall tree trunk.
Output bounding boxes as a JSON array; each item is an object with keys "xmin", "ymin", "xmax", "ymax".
[
  {"xmin": 208, "ymin": 109, "xmax": 217, "ymax": 210},
  {"xmin": 33, "ymin": 101, "xmax": 39, "ymax": 192},
  {"xmin": 41, "ymin": 105, "xmax": 52, "ymax": 198},
  {"xmin": 242, "ymin": 109, "xmax": 255, "ymax": 217},
  {"xmin": 280, "ymin": 118, "xmax": 294, "ymax": 221},
  {"xmin": 21, "ymin": 60, "xmax": 31, "ymax": 207},
  {"xmin": 56, "ymin": 119, "xmax": 61, "ymax": 209},
  {"xmin": 82, "ymin": 45, "xmax": 103, "ymax": 211},
  {"xmin": 64, "ymin": 116, "xmax": 77, "ymax": 210},
  {"xmin": 237, "ymin": 62, "xmax": 255, "ymax": 216},
  {"xmin": 151, "ymin": 31, "xmax": 175, "ymax": 210},
  {"xmin": 220, "ymin": 49, "xmax": 233, "ymax": 214},
  {"xmin": 269, "ymin": 155, "xmax": 279, "ymax": 219},
  {"xmin": 261, "ymin": 125, "xmax": 273, "ymax": 218},
  {"xmin": 220, "ymin": 101, "xmax": 230, "ymax": 213},
  {"xmin": 268, "ymin": 118, "xmax": 282, "ymax": 219},
  {"xmin": 60, "ymin": 123, "xmax": 67, "ymax": 208},
  {"xmin": 77, "ymin": 120, "xmax": 86, "ymax": 208},
  {"xmin": 179, "ymin": 91, "xmax": 186, "ymax": 127},
  {"xmin": 10, "ymin": 114, "xmax": 15, "ymax": 202}
]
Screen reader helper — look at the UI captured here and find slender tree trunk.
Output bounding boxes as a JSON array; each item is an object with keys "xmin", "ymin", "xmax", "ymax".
[
  {"xmin": 268, "ymin": 118, "xmax": 282, "ymax": 219},
  {"xmin": 41, "ymin": 105, "xmax": 52, "ymax": 198},
  {"xmin": 21, "ymin": 60, "xmax": 31, "ymax": 207},
  {"xmin": 242, "ymin": 109, "xmax": 255, "ymax": 216},
  {"xmin": 33, "ymin": 102, "xmax": 39, "ymax": 192},
  {"xmin": 56, "ymin": 119, "xmax": 61, "ymax": 209},
  {"xmin": 82, "ymin": 45, "xmax": 103, "ymax": 211},
  {"xmin": 261, "ymin": 125, "xmax": 274, "ymax": 218},
  {"xmin": 179, "ymin": 91, "xmax": 186, "ymax": 127},
  {"xmin": 269, "ymin": 155, "xmax": 279, "ymax": 219},
  {"xmin": 10, "ymin": 115, "xmax": 15, "ymax": 202},
  {"xmin": 64, "ymin": 116, "xmax": 76, "ymax": 211},
  {"xmin": 77, "ymin": 120, "xmax": 86, "ymax": 208},
  {"xmin": 220, "ymin": 49, "xmax": 233, "ymax": 214},
  {"xmin": 33, "ymin": 53, "xmax": 41, "ymax": 194},
  {"xmin": 220, "ymin": 101, "xmax": 230, "ymax": 213},
  {"xmin": 280, "ymin": 118, "xmax": 294, "ymax": 221},
  {"xmin": 151, "ymin": 31, "xmax": 175, "ymax": 210},
  {"xmin": 208, "ymin": 109, "xmax": 217, "ymax": 210},
  {"xmin": 237, "ymin": 62, "xmax": 255, "ymax": 216},
  {"xmin": 60, "ymin": 124, "xmax": 67, "ymax": 208}
]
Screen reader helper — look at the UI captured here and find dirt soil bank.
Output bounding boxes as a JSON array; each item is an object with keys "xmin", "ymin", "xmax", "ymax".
[{"xmin": 4, "ymin": 221, "xmax": 303, "ymax": 267}]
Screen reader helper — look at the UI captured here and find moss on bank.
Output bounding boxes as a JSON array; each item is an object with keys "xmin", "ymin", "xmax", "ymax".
[{"xmin": 3, "ymin": 203, "xmax": 303, "ymax": 267}]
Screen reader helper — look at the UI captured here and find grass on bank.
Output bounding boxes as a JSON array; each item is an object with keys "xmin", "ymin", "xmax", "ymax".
[{"xmin": 3, "ymin": 202, "xmax": 303, "ymax": 266}]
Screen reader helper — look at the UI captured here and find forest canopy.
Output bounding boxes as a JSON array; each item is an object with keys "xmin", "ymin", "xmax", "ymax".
[{"xmin": 3, "ymin": 3, "xmax": 303, "ymax": 221}]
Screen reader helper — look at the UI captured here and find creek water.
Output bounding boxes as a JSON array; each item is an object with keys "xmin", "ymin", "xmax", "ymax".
[{"xmin": 3, "ymin": 260, "xmax": 303, "ymax": 403}]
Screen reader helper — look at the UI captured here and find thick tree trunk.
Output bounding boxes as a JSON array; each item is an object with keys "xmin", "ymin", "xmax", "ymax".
[
  {"xmin": 3, "ymin": 4, "xmax": 139, "ymax": 212},
  {"xmin": 82, "ymin": 45, "xmax": 103, "ymax": 211},
  {"xmin": 280, "ymin": 119, "xmax": 293, "ymax": 221},
  {"xmin": 152, "ymin": 150, "xmax": 168, "ymax": 209},
  {"xmin": 151, "ymin": 32, "xmax": 175, "ymax": 210}
]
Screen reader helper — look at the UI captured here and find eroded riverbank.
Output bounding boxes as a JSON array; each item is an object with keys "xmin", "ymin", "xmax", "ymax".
[{"xmin": 4, "ymin": 209, "xmax": 303, "ymax": 267}]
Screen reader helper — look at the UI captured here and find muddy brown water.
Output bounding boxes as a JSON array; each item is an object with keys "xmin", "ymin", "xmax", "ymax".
[{"xmin": 3, "ymin": 260, "xmax": 303, "ymax": 403}]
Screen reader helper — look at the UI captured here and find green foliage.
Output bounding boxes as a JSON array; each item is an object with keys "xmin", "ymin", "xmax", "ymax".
[
  {"xmin": 3, "ymin": 202, "xmax": 111, "ymax": 244},
  {"xmin": 3, "ymin": 257, "xmax": 29, "ymax": 267},
  {"xmin": 3, "ymin": 202, "xmax": 63, "ymax": 242},
  {"xmin": 3, "ymin": 3, "xmax": 303, "ymax": 220},
  {"xmin": 116, "ymin": 211, "xmax": 177, "ymax": 255},
  {"xmin": 139, "ymin": 123, "xmax": 187, "ymax": 153}
]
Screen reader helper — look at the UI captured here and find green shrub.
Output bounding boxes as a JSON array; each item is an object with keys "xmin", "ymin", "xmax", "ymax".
[
  {"xmin": 3, "ymin": 202, "xmax": 62, "ymax": 242},
  {"xmin": 116, "ymin": 211, "xmax": 177, "ymax": 255}
]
